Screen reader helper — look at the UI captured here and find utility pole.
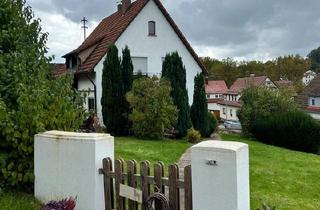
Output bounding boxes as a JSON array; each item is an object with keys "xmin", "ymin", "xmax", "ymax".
[{"xmin": 81, "ymin": 17, "xmax": 88, "ymax": 41}]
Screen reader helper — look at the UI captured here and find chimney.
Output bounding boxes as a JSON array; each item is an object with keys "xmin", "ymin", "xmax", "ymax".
[
  {"xmin": 117, "ymin": 4, "xmax": 122, "ymax": 12},
  {"xmin": 121, "ymin": 0, "xmax": 131, "ymax": 14}
]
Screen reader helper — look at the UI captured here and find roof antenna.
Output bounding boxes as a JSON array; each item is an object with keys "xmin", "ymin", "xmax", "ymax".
[{"xmin": 81, "ymin": 17, "xmax": 88, "ymax": 41}]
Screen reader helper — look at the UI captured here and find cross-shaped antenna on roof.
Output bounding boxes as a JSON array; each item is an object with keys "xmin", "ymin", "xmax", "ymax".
[{"xmin": 81, "ymin": 17, "xmax": 88, "ymax": 41}]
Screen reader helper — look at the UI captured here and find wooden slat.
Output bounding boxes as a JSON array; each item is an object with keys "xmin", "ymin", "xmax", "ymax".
[
  {"xmin": 103, "ymin": 158, "xmax": 114, "ymax": 210},
  {"xmin": 169, "ymin": 164, "xmax": 180, "ymax": 210},
  {"xmin": 141, "ymin": 161, "xmax": 151, "ymax": 208},
  {"xmin": 127, "ymin": 160, "xmax": 138, "ymax": 210},
  {"xmin": 184, "ymin": 165, "xmax": 192, "ymax": 210},
  {"xmin": 115, "ymin": 159, "xmax": 126, "ymax": 210},
  {"xmin": 154, "ymin": 162, "xmax": 165, "ymax": 210}
]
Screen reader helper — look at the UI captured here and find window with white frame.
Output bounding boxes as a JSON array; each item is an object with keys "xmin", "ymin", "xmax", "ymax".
[
  {"xmin": 230, "ymin": 109, "xmax": 233, "ymax": 117},
  {"xmin": 148, "ymin": 21, "xmax": 156, "ymax": 36},
  {"xmin": 223, "ymin": 108, "xmax": 226, "ymax": 115},
  {"xmin": 132, "ymin": 57, "xmax": 148, "ymax": 75},
  {"xmin": 88, "ymin": 98, "xmax": 95, "ymax": 111}
]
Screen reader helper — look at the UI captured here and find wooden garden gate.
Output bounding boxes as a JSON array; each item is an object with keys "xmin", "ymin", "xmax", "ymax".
[{"xmin": 99, "ymin": 158, "xmax": 192, "ymax": 210}]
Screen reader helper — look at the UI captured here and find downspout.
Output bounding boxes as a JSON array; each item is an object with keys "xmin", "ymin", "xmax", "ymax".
[{"xmin": 86, "ymin": 74, "xmax": 97, "ymax": 115}]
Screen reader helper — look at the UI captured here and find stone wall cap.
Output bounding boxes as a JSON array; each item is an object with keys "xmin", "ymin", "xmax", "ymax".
[
  {"xmin": 35, "ymin": 130, "xmax": 111, "ymax": 141},
  {"xmin": 192, "ymin": 140, "xmax": 248, "ymax": 152}
]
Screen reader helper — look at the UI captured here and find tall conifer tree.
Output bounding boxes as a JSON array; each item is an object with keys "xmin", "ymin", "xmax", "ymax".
[
  {"xmin": 191, "ymin": 73, "xmax": 208, "ymax": 136},
  {"xmin": 162, "ymin": 52, "xmax": 192, "ymax": 137},
  {"xmin": 101, "ymin": 44, "xmax": 124, "ymax": 135},
  {"xmin": 121, "ymin": 45, "xmax": 134, "ymax": 134}
]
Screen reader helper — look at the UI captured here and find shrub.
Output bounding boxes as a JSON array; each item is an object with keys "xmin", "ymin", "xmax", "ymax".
[
  {"xmin": 238, "ymin": 86, "xmax": 298, "ymax": 135},
  {"xmin": 252, "ymin": 110, "xmax": 320, "ymax": 154},
  {"xmin": 126, "ymin": 77, "xmax": 178, "ymax": 139},
  {"xmin": 186, "ymin": 128, "xmax": 201, "ymax": 144},
  {"xmin": 204, "ymin": 112, "xmax": 218, "ymax": 137},
  {"xmin": 0, "ymin": 0, "xmax": 86, "ymax": 191}
]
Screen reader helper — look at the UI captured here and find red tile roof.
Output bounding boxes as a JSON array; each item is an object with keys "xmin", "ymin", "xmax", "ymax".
[
  {"xmin": 305, "ymin": 106, "xmax": 320, "ymax": 113},
  {"xmin": 296, "ymin": 74, "xmax": 320, "ymax": 109},
  {"xmin": 205, "ymin": 80, "xmax": 228, "ymax": 94},
  {"xmin": 207, "ymin": 98, "xmax": 224, "ymax": 104},
  {"xmin": 229, "ymin": 76, "xmax": 267, "ymax": 94},
  {"xmin": 51, "ymin": 63, "xmax": 67, "ymax": 76},
  {"xmin": 217, "ymin": 100, "xmax": 242, "ymax": 108},
  {"xmin": 65, "ymin": 0, "xmax": 207, "ymax": 74}
]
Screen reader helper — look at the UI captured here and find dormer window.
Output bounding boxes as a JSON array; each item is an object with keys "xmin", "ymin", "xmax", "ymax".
[{"xmin": 148, "ymin": 21, "xmax": 156, "ymax": 36}]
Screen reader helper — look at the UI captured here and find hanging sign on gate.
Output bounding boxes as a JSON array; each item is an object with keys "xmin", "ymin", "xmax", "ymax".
[{"xmin": 119, "ymin": 184, "xmax": 143, "ymax": 203}]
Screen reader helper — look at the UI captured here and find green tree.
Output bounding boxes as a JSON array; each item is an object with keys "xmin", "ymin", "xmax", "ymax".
[
  {"xmin": 126, "ymin": 77, "xmax": 178, "ymax": 139},
  {"xmin": 121, "ymin": 46, "xmax": 134, "ymax": 135},
  {"xmin": 238, "ymin": 86, "xmax": 298, "ymax": 136},
  {"xmin": 0, "ymin": 0, "xmax": 85, "ymax": 191},
  {"xmin": 308, "ymin": 47, "xmax": 320, "ymax": 73},
  {"xmin": 162, "ymin": 52, "xmax": 192, "ymax": 137},
  {"xmin": 190, "ymin": 73, "xmax": 208, "ymax": 137},
  {"xmin": 101, "ymin": 44, "xmax": 125, "ymax": 136}
]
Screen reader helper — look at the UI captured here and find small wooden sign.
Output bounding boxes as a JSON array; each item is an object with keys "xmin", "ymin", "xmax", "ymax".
[{"xmin": 119, "ymin": 184, "xmax": 143, "ymax": 203}]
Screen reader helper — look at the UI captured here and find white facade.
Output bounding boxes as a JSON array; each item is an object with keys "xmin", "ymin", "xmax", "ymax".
[
  {"xmin": 303, "ymin": 70, "xmax": 317, "ymax": 86},
  {"xmin": 79, "ymin": 0, "xmax": 203, "ymax": 122},
  {"xmin": 207, "ymin": 93, "xmax": 224, "ymax": 99},
  {"xmin": 309, "ymin": 96, "xmax": 320, "ymax": 106},
  {"xmin": 34, "ymin": 131, "xmax": 114, "ymax": 210},
  {"xmin": 220, "ymin": 104, "xmax": 240, "ymax": 121}
]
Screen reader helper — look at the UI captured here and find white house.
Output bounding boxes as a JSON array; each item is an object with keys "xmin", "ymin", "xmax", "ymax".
[
  {"xmin": 302, "ymin": 70, "xmax": 317, "ymax": 86},
  {"xmin": 297, "ymin": 74, "xmax": 320, "ymax": 120},
  {"xmin": 205, "ymin": 75, "xmax": 277, "ymax": 122},
  {"xmin": 56, "ymin": 0, "xmax": 207, "ymax": 124}
]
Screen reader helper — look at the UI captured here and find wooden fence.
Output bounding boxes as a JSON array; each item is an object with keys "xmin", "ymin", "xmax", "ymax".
[{"xmin": 99, "ymin": 158, "xmax": 192, "ymax": 210}]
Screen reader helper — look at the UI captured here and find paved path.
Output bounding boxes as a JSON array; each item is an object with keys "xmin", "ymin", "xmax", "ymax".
[{"xmin": 177, "ymin": 133, "xmax": 222, "ymax": 209}]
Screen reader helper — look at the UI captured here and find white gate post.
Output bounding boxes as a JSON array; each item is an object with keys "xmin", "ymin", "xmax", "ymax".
[
  {"xmin": 191, "ymin": 140, "xmax": 250, "ymax": 210},
  {"xmin": 34, "ymin": 130, "xmax": 114, "ymax": 210}
]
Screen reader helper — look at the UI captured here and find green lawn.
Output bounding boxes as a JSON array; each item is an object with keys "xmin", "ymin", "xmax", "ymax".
[
  {"xmin": 1, "ymin": 135, "xmax": 319, "ymax": 210},
  {"xmin": 221, "ymin": 133, "xmax": 320, "ymax": 210}
]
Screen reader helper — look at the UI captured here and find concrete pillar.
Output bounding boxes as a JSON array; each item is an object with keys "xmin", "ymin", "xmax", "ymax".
[
  {"xmin": 191, "ymin": 141, "xmax": 250, "ymax": 210},
  {"xmin": 34, "ymin": 130, "xmax": 114, "ymax": 210}
]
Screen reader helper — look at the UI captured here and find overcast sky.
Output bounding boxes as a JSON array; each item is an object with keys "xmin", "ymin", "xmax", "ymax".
[{"xmin": 27, "ymin": 0, "xmax": 320, "ymax": 63}]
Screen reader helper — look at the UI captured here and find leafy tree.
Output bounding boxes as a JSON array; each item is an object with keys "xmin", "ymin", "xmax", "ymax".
[
  {"xmin": 126, "ymin": 77, "xmax": 177, "ymax": 139},
  {"xmin": 190, "ymin": 73, "xmax": 208, "ymax": 137},
  {"xmin": 0, "ymin": 0, "xmax": 85, "ymax": 191},
  {"xmin": 238, "ymin": 86, "xmax": 298, "ymax": 136},
  {"xmin": 101, "ymin": 44, "xmax": 125, "ymax": 136},
  {"xmin": 308, "ymin": 46, "xmax": 320, "ymax": 73},
  {"xmin": 162, "ymin": 52, "xmax": 192, "ymax": 137},
  {"xmin": 121, "ymin": 46, "xmax": 134, "ymax": 135}
]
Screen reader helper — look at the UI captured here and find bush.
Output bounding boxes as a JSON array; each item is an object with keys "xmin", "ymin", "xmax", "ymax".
[
  {"xmin": 186, "ymin": 128, "xmax": 201, "ymax": 144},
  {"xmin": 204, "ymin": 112, "xmax": 218, "ymax": 137},
  {"xmin": 0, "ymin": 1, "xmax": 86, "ymax": 191},
  {"xmin": 126, "ymin": 77, "xmax": 178, "ymax": 139},
  {"xmin": 238, "ymin": 86, "xmax": 298, "ymax": 135},
  {"xmin": 252, "ymin": 111, "xmax": 320, "ymax": 154},
  {"xmin": 42, "ymin": 197, "xmax": 76, "ymax": 210}
]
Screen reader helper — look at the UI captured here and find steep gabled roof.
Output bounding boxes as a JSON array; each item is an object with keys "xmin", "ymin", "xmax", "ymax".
[
  {"xmin": 229, "ymin": 76, "xmax": 268, "ymax": 94},
  {"xmin": 51, "ymin": 63, "xmax": 67, "ymax": 76},
  {"xmin": 205, "ymin": 80, "xmax": 228, "ymax": 94},
  {"xmin": 296, "ymin": 74, "xmax": 320, "ymax": 109},
  {"xmin": 65, "ymin": 0, "xmax": 207, "ymax": 74}
]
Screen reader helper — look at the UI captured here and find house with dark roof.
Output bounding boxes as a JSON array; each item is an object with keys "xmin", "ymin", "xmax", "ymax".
[
  {"xmin": 296, "ymin": 74, "xmax": 320, "ymax": 120},
  {"xmin": 57, "ymin": 0, "xmax": 207, "ymax": 123}
]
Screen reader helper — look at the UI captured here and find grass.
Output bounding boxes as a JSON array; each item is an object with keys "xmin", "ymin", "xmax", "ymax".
[
  {"xmin": 1, "ymin": 135, "xmax": 319, "ymax": 210},
  {"xmin": 221, "ymin": 133, "xmax": 320, "ymax": 210}
]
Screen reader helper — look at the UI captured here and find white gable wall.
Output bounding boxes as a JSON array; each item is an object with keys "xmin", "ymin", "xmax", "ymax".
[{"xmin": 92, "ymin": 0, "xmax": 203, "ymax": 123}]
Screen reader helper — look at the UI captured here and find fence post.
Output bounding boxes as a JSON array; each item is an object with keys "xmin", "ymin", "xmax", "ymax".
[
  {"xmin": 191, "ymin": 140, "xmax": 250, "ymax": 210},
  {"xmin": 34, "ymin": 130, "xmax": 114, "ymax": 210}
]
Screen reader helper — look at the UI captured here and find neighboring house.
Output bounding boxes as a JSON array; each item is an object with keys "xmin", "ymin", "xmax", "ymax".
[
  {"xmin": 302, "ymin": 70, "xmax": 317, "ymax": 86},
  {"xmin": 205, "ymin": 80, "xmax": 228, "ymax": 120},
  {"xmin": 206, "ymin": 75, "xmax": 277, "ymax": 122},
  {"xmin": 296, "ymin": 75, "xmax": 320, "ymax": 120},
  {"xmin": 55, "ymin": 0, "xmax": 207, "ymax": 124},
  {"xmin": 274, "ymin": 80, "xmax": 297, "ymax": 96}
]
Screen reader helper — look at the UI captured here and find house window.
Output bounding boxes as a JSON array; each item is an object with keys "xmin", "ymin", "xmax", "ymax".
[
  {"xmin": 132, "ymin": 57, "xmax": 148, "ymax": 75},
  {"xmin": 88, "ymin": 98, "xmax": 95, "ymax": 111},
  {"xmin": 148, "ymin": 21, "xmax": 156, "ymax": 36},
  {"xmin": 312, "ymin": 99, "xmax": 315, "ymax": 106},
  {"xmin": 223, "ymin": 108, "xmax": 226, "ymax": 115},
  {"xmin": 230, "ymin": 109, "xmax": 233, "ymax": 117},
  {"xmin": 207, "ymin": 94, "xmax": 210, "ymax": 99}
]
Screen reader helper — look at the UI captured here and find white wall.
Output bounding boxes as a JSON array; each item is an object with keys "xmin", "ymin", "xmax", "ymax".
[
  {"xmin": 309, "ymin": 112, "xmax": 320, "ymax": 120},
  {"xmin": 220, "ymin": 105, "xmax": 239, "ymax": 121},
  {"xmin": 115, "ymin": 0, "xmax": 202, "ymax": 103},
  {"xmin": 34, "ymin": 131, "xmax": 114, "ymax": 210},
  {"xmin": 208, "ymin": 102, "xmax": 220, "ymax": 111}
]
